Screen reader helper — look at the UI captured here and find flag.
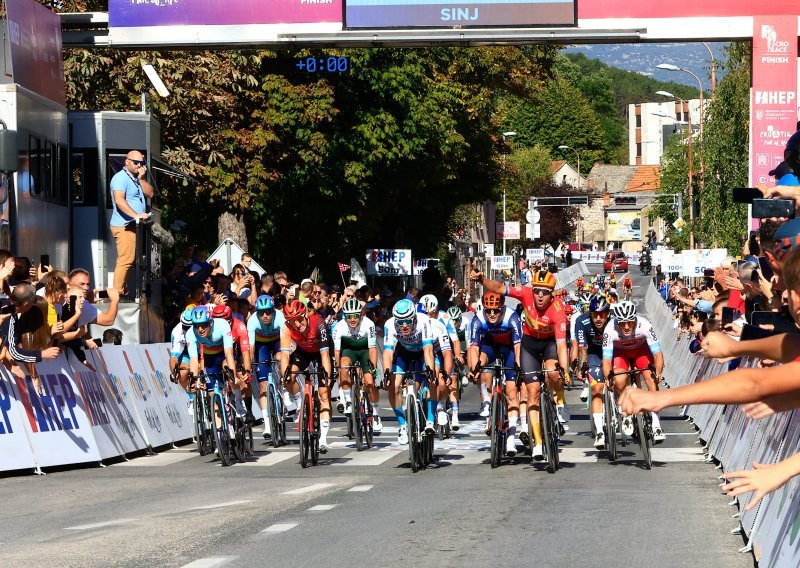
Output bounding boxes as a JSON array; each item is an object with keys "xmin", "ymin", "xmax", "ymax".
[{"xmin": 338, "ymin": 262, "xmax": 351, "ymax": 272}]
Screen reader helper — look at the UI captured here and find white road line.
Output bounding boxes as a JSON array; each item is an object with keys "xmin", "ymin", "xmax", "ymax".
[
  {"xmin": 114, "ymin": 451, "xmax": 197, "ymax": 467},
  {"xmin": 189, "ymin": 500, "xmax": 252, "ymax": 510},
  {"xmin": 281, "ymin": 483, "xmax": 336, "ymax": 495},
  {"xmin": 262, "ymin": 523, "xmax": 299, "ymax": 533},
  {"xmin": 333, "ymin": 451, "xmax": 399, "ymax": 466},
  {"xmin": 347, "ymin": 485, "xmax": 374, "ymax": 492},
  {"xmin": 308, "ymin": 504, "xmax": 338, "ymax": 511},
  {"xmin": 64, "ymin": 518, "xmax": 137, "ymax": 530},
  {"xmin": 180, "ymin": 557, "xmax": 238, "ymax": 568},
  {"xmin": 237, "ymin": 452, "xmax": 296, "ymax": 467}
]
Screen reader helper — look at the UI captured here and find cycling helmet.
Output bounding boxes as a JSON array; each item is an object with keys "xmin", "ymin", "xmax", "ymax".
[
  {"xmin": 343, "ymin": 298, "xmax": 362, "ymax": 316},
  {"xmin": 420, "ymin": 294, "xmax": 438, "ymax": 313},
  {"xmin": 283, "ymin": 299, "xmax": 307, "ymax": 321},
  {"xmin": 211, "ymin": 304, "xmax": 232, "ymax": 320},
  {"xmin": 191, "ymin": 306, "xmax": 211, "ymax": 325},
  {"xmin": 589, "ymin": 294, "xmax": 610, "ymax": 313},
  {"xmin": 530, "ymin": 270, "xmax": 557, "ymax": 290},
  {"xmin": 392, "ymin": 299, "xmax": 416, "ymax": 322},
  {"xmin": 447, "ymin": 306, "xmax": 462, "ymax": 320},
  {"xmin": 255, "ymin": 295, "xmax": 274, "ymax": 311},
  {"xmin": 180, "ymin": 308, "xmax": 193, "ymax": 326},
  {"xmin": 611, "ymin": 300, "xmax": 636, "ymax": 322},
  {"xmin": 482, "ymin": 292, "xmax": 504, "ymax": 310}
]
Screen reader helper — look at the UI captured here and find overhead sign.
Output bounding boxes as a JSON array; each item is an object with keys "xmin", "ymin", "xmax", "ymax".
[
  {"xmin": 492, "ymin": 255, "xmax": 514, "ymax": 270},
  {"xmin": 496, "ymin": 222, "xmax": 520, "ymax": 240},
  {"xmin": 345, "ymin": 0, "xmax": 576, "ymax": 29},
  {"xmin": 365, "ymin": 249, "xmax": 412, "ymax": 276}
]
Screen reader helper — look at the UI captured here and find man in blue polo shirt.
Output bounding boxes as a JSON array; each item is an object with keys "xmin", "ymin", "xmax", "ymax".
[{"xmin": 110, "ymin": 150, "xmax": 153, "ymax": 296}]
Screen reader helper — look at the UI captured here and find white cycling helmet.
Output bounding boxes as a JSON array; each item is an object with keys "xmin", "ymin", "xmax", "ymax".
[
  {"xmin": 392, "ymin": 299, "xmax": 417, "ymax": 322},
  {"xmin": 419, "ymin": 294, "xmax": 439, "ymax": 314},
  {"xmin": 611, "ymin": 300, "xmax": 637, "ymax": 322}
]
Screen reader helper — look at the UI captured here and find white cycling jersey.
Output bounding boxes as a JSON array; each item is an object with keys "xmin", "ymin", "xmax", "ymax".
[
  {"xmin": 383, "ymin": 313, "xmax": 433, "ymax": 352},
  {"xmin": 429, "ymin": 317, "xmax": 452, "ymax": 355},
  {"xmin": 170, "ymin": 323, "xmax": 189, "ymax": 360},
  {"xmin": 602, "ymin": 315, "xmax": 661, "ymax": 360},
  {"xmin": 332, "ymin": 317, "xmax": 377, "ymax": 351},
  {"xmin": 569, "ymin": 310, "xmax": 583, "ymax": 341}
]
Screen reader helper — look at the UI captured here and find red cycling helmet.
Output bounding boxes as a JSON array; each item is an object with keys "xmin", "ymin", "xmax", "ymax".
[
  {"xmin": 283, "ymin": 299, "xmax": 307, "ymax": 321},
  {"xmin": 211, "ymin": 304, "xmax": 232, "ymax": 321}
]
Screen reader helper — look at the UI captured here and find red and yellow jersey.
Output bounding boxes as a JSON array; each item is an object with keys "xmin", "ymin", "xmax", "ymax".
[{"xmin": 506, "ymin": 285, "xmax": 568, "ymax": 341}]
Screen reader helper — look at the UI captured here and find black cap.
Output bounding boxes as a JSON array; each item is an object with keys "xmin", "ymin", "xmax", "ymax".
[{"xmin": 769, "ymin": 161, "xmax": 793, "ymax": 178}]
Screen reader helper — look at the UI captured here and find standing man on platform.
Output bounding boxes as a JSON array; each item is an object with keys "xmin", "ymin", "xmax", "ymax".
[{"xmin": 110, "ymin": 150, "xmax": 153, "ymax": 296}]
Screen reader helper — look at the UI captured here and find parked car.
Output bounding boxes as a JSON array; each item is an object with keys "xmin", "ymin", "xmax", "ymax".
[{"xmin": 604, "ymin": 251, "xmax": 628, "ymax": 273}]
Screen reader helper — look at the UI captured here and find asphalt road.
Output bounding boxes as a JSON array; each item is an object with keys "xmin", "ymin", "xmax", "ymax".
[{"xmin": 2, "ymin": 268, "xmax": 753, "ymax": 568}]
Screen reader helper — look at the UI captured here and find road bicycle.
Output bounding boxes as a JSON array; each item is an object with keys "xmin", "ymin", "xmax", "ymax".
[
  {"xmin": 189, "ymin": 371, "xmax": 215, "ymax": 456},
  {"xmin": 609, "ymin": 363, "xmax": 657, "ymax": 470},
  {"xmin": 204, "ymin": 369, "xmax": 237, "ymax": 467},
  {"xmin": 284, "ymin": 362, "xmax": 326, "ymax": 468},
  {"xmin": 399, "ymin": 365, "xmax": 436, "ymax": 473},
  {"xmin": 520, "ymin": 367, "xmax": 565, "ymax": 474},
  {"xmin": 475, "ymin": 363, "xmax": 520, "ymax": 468},
  {"xmin": 255, "ymin": 359, "xmax": 287, "ymax": 448},
  {"xmin": 340, "ymin": 363, "xmax": 374, "ymax": 451}
]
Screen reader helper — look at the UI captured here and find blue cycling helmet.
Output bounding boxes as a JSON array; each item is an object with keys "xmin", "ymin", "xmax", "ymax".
[
  {"xmin": 392, "ymin": 299, "xmax": 416, "ymax": 321},
  {"xmin": 180, "ymin": 308, "xmax": 193, "ymax": 326},
  {"xmin": 256, "ymin": 295, "xmax": 274, "ymax": 311},
  {"xmin": 191, "ymin": 306, "xmax": 211, "ymax": 325}
]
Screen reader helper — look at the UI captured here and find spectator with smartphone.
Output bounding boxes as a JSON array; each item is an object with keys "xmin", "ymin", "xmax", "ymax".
[
  {"xmin": 67, "ymin": 269, "xmax": 121, "ymax": 332},
  {"xmin": 109, "ymin": 150, "xmax": 154, "ymax": 296},
  {"xmin": 102, "ymin": 328, "xmax": 123, "ymax": 345}
]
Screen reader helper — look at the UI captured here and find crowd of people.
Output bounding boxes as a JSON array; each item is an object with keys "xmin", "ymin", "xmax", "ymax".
[{"xmin": 620, "ymin": 129, "xmax": 800, "ymax": 511}]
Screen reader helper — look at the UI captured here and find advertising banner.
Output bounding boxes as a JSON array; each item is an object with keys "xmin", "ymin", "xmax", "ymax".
[
  {"xmin": 526, "ymin": 248, "xmax": 545, "ymax": 261},
  {"xmin": 413, "ymin": 258, "xmax": 440, "ymax": 276},
  {"xmin": 495, "ymin": 222, "xmax": 520, "ymax": 240},
  {"xmin": 660, "ymin": 252, "xmax": 684, "ymax": 274},
  {"xmin": 606, "ymin": 211, "xmax": 641, "ymax": 241},
  {"xmin": 9, "ymin": 357, "xmax": 101, "ymax": 468},
  {"xmin": 109, "ymin": 0, "xmax": 343, "ymax": 27},
  {"xmin": 365, "ymin": 249, "xmax": 412, "ymax": 276},
  {"xmin": 492, "ymin": 255, "xmax": 514, "ymax": 270},
  {"xmin": 573, "ymin": 251, "xmax": 605, "ymax": 263},
  {"xmin": 483, "ymin": 243, "xmax": 495, "ymax": 257},
  {"xmin": 346, "ymin": 0, "xmax": 575, "ymax": 29},
  {"xmin": 680, "ymin": 248, "xmax": 728, "ymax": 278},
  {"xmin": 749, "ymin": 17, "xmax": 798, "ymax": 212},
  {"xmin": 0, "ymin": 367, "xmax": 38, "ymax": 472}
]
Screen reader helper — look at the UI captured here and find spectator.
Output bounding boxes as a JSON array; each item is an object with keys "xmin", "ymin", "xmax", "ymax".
[
  {"xmin": 102, "ymin": 328, "xmax": 123, "ymax": 345},
  {"xmin": 565, "ymin": 248, "xmax": 573, "ymax": 267},
  {"xmin": 421, "ymin": 259, "xmax": 443, "ymax": 294},
  {"xmin": 230, "ymin": 264, "xmax": 256, "ymax": 301},
  {"xmin": 109, "ymin": 150, "xmax": 154, "ymax": 296},
  {"xmin": 67, "ymin": 269, "xmax": 121, "ymax": 331},
  {"xmin": 43, "ymin": 276, "xmax": 82, "ymax": 341},
  {"xmin": 241, "ymin": 253, "xmax": 253, "ymax": 270}
]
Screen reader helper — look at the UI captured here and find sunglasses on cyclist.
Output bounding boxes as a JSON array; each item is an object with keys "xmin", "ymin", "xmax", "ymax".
[
  {"xmin": 345, "ymin": 313, "xmax": 361, "ymax": 320},
  {"xmin": 193, "ymin": 322, "xmax": 211, "ymax": 329},
  {"xmin": 532, "ymin": 288, "xmax": 552, "ymax": 296},
  {"xmin": 258, "ymin": 308, "xmax": 275, "ymax": 316},
  {"xmin": 484, "ymin": 308, "xmax": 501, "ymax": 315},
  {"xmin": 396, "ymin": 317, "xmax": 414, "ymax": 326}
]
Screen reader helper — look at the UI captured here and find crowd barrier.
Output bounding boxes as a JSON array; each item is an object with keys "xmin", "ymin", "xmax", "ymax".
[
  {"xmin": 644, "ymin": 283, "xmax": 800, "ymax": 567},
  {"xmin": 554, "ymin": 261, "xmax": 588, "ymax": 289}
]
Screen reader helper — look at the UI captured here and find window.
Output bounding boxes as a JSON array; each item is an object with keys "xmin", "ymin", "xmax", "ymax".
[
  {"xmin": 44, "ymin": 140, "xmax": 54, "ymax": 200},
  {"xmin": 72, "ymin": 153, "xmax": 84, "ymax": 204},
  {"xmin": 71, "ymin": 149, "xmax": 98, "ymax": 207},
  {"xmin": 57, "ymin": 144, "xmax": 68, "ymax": 205},
  {"xmin": 28, "ymin": 135, "xmax": 41, "ymax": 196},
  {"xmin": 635, "ymin": 113, "xmax": 641, "ymax": 128},
  {"xmin": 636, "ymin": 143, "xmax": 642, "ymax": 157}
]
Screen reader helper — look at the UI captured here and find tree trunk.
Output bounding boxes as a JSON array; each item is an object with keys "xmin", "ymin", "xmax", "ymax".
[{"xmin": 218, "ymin": 210, "xmax": 248, "ymax": 251}]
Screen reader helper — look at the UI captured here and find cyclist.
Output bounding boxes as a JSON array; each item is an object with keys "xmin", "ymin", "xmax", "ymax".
[
  {"xmin": 569, "ymin": 292, "xmax": 591, "ymax": 402},
  {"xmin": 420, "ymin": 295, "xmax": 461, "ymax": 429},
  {"xmin": 471, "ymin": 268, "xmax": 571, "ymax": 461},
  {"xmin": 332, "ymin": 298, "xmax": 382, "ymax": 432},
  {"xmin": 622, "ymin": 273, "xmax": 634, "ymax": 301},
  {"xmin": 211, "ymin": 304, "xmax": 254, "ymax": 423},
  {"xmin": 169, "ymin": 308, "xmax": 194, "ymax": 412},
  {"xmin": 609, "ymin": 270, "xmax": 617, "ymax": 289},
  {"xmin": 575, "ymin": 275, "xmax": 585, "ymax": 290},
  {"xmin": 447, "ymin": 305, "xmax": 470, "ymax": 416},
  {"xmin": 247, "ymin": 294, "xmax": 287, "ymax": 440},
  {"xmin": 468, "ymin": 292, "xmax": 522, "ymax": 456},
  {"xmin": 186, "ymin": 306, "xmax": 237, "ymax": 436},
  {"xmin": 279, "ymin": 300, "xmax": 334, "ymax": 452},
  {"xmin": 576, "ymin": 295, "xmax": 612, "ymax": 449},
  {"xmin": 428, "ymin": 310, "xmax": 454, "ymax": 432},
  {"xmin": 382, "ymin": 299, "xmax": 436, "ymax": 445},
  {"xmin": 601, "ymin": 301, "xmax": 666, "ymax": 443}
]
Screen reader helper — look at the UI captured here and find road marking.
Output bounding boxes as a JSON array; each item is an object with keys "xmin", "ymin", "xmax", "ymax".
[
  {"xmin": 333, "ymin": 450, "xmax": 399, "ymax": 466},
  {"xmin": 262, "ymin": 523, "xmax": 299, "ymax": 533},
  {"xmin": 308, "ymin": 504, "xmax": 338, "ymax": 511},
  {"xmin": 65, "ymin": 518, "xmax": 137, "ymax": 530},
  {"xmin": 189, "ymin": 500, "xmax": 252, "ymax": 510},
  {"xmin": 441, "ymin": 450, "xmax": 489, "ymax": 465},
  {"xmin": 114, "ymin": 450, "xmax": 196, "ymax": 467},
  {"xmin": 348, "ymin": 485, "xmax": 374, "ymax": 492},
  {"xmin": 180, "ymin": 557, "xmax": 238, "ymax": 568},
  {"xmin": 237, "ymin": 451, "xmax": 296, "ymax": 467},
  {"xmin": 281, "ymin": 483, "xmax": 335, "ymax": 495}
]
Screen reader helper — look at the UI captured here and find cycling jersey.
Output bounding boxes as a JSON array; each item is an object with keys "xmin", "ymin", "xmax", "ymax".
[
  {"xmin": 429, "ymin": 317, "xmax": 453, "ymax": 357},
  {"xmin": 280, "ymin": 314, "xmax": 330, "ymax": 354},
  {"xmin": 575, "ymin": 312, "xmax": 606, "ymax": 358},
  {"xmin": 468, "ymin": 305, "xmax": 522, "ymax": 347},
  {"xmin": 383, "ymin": 313, "xmax": 433, "ymax": 353},
  {"xmin": 332, "ymin": 317, "xmax": 377, "ymax": 351},
  {"xmin": 602, "ymin": 316, "xmax": 661, "ymax": 360},
  {"xmin": 622, "ymin": 277, "xmax": 633, "ymax": 289},
  {"xmin": 247, "ymin": 310, "xmax": 285, "ymax": 347},
  {"xmin": 436, "ymin": 313, "xmax": 460, "ymax": 345},
  {"xmin": 169, "ymin": 323, "xmax": 190, "ymax": 363},
  {"xmin": 229, "ymin": 317, "xmax": 251, "ymax": 359},
  {"xmin": 505, "ymin": 285, "xmax": 567, "ymax": 342},
  {"xmin": 569, "ymin": 310, "xmax": 583, "ymax": 342},
  {"xmin": 186, "ymin": 319, "xmax": 234, "ymax": 358}
]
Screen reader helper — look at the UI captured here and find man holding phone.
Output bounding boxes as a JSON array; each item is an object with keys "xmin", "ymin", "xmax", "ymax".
[{"xmin": 110, "ymin": 150, "xmax": 154, "ymax": 296}]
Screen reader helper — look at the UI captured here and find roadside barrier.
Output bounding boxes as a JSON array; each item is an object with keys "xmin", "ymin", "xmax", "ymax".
[
  {"xmin": 555, "ymin": 261, "xmax": 588, "ymax": 289},
  {"xmin": 645, "ymin": 283, "xmax": 800, "ymax": 567}
]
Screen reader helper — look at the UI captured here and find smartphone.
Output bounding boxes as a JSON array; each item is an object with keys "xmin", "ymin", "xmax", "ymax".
[
  {"xmin": 721, "ymin": 307, "xmax": 736, "ymax": 326},
  {"xmin": 741, "ymin": 323, "xmax": 775, "ymax": 341},
  {"xmin": 96, "ymin": 290, "xmax": 109, "ymax": 299},
  {"xmin": 69, "ymin": 295, "xmax": 77, "ymax": 313},
  {"xmin": 752, "ymin": 198, "xmax": 796, "ymax": 219},
  {"xmin": 750, "ymin": 311, "xmax": 777, "ymax": 327},
  {"xmin": 40, "ymin": 254, "xmax": 49, "ymax": 268},
  {"xmin": 0, "ymin": 303, "xmax": 15, "ymax": 315},
  {"xmin": 758, "ymin": 256, "xmax": 774, "ymax": 281},
  {"xmin": 731, "ymin": 187, "xmax": 763, "ymax": 204},
  {"xmin": 92, "ymin": 338, "xmax": 103, "ymax": 347}
]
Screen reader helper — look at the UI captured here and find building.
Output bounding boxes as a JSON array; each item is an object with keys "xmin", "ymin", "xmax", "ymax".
[
  {"xmin": 550, "ymin": 160, "xmax": 586, "ymax": 189},
  {"xmin": 629, "ymin": 99, "xmax": 702, "ymax": 166}
]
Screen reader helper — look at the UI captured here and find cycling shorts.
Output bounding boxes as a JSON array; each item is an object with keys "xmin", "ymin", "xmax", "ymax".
[
  {"xmin": 478, "ymin": 343, "xmax": 516, "ymax": 381},
  {"xmin": 341, "ymin": 348, "xmax": 373, "ymax": 375},
  {"xmin": 392, "ymin": 345, "xmax": 425, "ymax": 379},
  {"xmin": 289, "ymin": 348, "xmax": 323, "ymax": 374},
  {"xmin": 203, "ymin": 351, "xmax": 227, "ymax": 392},
  {"xmin": 520, "ymin": 335, "xmax": 558, "ymax": 385},
  {"xmin": 612, "ymin": 344, "xmax": 655, "ymax": 374},
  {"xmin": 255, "ymin": 342, "xmax": 279, "ymax": 383},
  {"xmin": 585, "ymin": 353, "xmax": 604, "ymax": 385}
]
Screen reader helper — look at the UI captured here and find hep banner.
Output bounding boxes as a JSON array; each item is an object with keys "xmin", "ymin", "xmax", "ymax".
[{"xmin": 365, "ymin": 249, "xmax": 412, "ymax": 276}]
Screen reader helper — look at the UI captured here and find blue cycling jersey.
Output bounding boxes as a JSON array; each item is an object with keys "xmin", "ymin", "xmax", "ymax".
[
  {"xmin": 574, "ymin": 312, "xmax": 604, "ymax": 357},
  {"xmin": 247, "ymin": 310, "xmax": 285, "ymax": 348},
  {"xmin": 186, "ymin": 319, "xmax": 234, "ymax": 358},
  {"xmin": 468, "ymin": 306, "xmax": 522, "ymax": 347}
]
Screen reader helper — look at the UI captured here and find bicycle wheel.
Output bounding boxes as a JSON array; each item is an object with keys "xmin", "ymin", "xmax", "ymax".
[
  {"xmin": 299, "ymin": 394, "xmax": 310, "ymax": 468},
  {"xmin": 245, "ymin": 423, "xmax": 254, "ymax": 456},
  {"xmin": 363, "ymin": 395, "xmax": 374, "ymax": 449},
  {"xmin": 420, "ymin": 400, "xmax": 432, "ymax": 467},
  {"xmin": 265, "ymin": 383, "xmax": 280, "ymax": 448},
  {"xmin": 212, "ymin": 395, "xmax": 233, "ymax": 467},
  {"xmin": 277, "ymin": 389, "xmax": 287, "ymax": 446},
  {"xmin": 407, "ymin": 394, "xmax": 420, "ymax": 472},
  {"xmin": 636, "ymin": 413, "xmax": 652, "ymax": 470},
  {"xmin": 603, "ymin": 389, "xmax": 617, "ymax": 462},
  {"xmin": 194, "ymin": 395, "xmax": 208, "ymax": 455},
  {"xmin": 539, "ymin": 390, "xmax": 557, "ymax": 474},
  {"xmin": 353, "ymin": 374, "xmax": 364, "ymax": 451},
  {"xmin": 311, "ymin": 394, "xmax": 320, "ymax": 465},
  {"xmin": 233, "ymin": 416, "xmax": 246, "ymax": 463},
  {"xmin": 489, "ymin": 392, "xmax": 503, "ymax": 468}
]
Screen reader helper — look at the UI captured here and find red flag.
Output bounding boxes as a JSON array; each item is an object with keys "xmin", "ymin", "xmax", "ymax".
[{"xmin": 338, "ymin": 262, "xmax": 351, "ymax": 272}]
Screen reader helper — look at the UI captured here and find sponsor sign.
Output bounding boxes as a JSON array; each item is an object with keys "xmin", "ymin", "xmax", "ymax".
[
  {"xmin": 346, "ymin": 0, "xmax": 576, "ymax": 29},
  {"xmin": 680, "ymin": 248, "xmax": 728, "ymax": 277},
  {"xmin": 138, "ymin": 345, "xmax": 194, "ymax": 443},
  {"xmin": 483, "ymin": 243, "xmax": 495, "ymax": 257},
  {"xmin": 495, "ymin": 222, "xmax": 520, "ymax": 240},
  {"xmin": 526, "ymin": 248, "xmax": 545, "ymax": 261},
  {"xmin": 0, "ymin": 367, "xmax": 38, "ymax": 472},
  {"xmin": 492, "ymin": 255, "xmax": 514, "ymax": 270},
  {"xmin": 365, "ymin": 249, "xmax": 412, "ymax": 276},
  {"xmin": 413, "ymin": 258, "xmax": 440, "ymax": 276}
]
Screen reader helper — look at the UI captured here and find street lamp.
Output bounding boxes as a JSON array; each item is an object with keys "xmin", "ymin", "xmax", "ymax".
[
  {"xmin": 557, "ymin": 145, "xmax": 581, "ymax": 190},
  {"xmin": 656, "ymin": 88, "xmax": 696, "ymax": 249},
  {"xmin": 700, "ymin": 42, "xmax": 717, "ymax": 97},
  {"xmin": 501, "ymin": 131, "xmax": 516, "ymax": 255},
  {"xmin": 656, "ymin": 63, "xmax": 704, "ymax": 142}
]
